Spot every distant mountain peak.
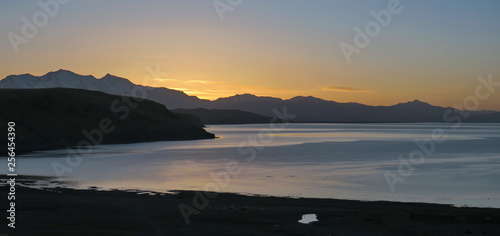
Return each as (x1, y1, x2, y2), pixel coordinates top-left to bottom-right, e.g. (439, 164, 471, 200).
(100, 73, 134, 87)
(410, 99, 425, 103)
(46, 69, 65, 74)
(292, 95, 314, 99)
(290, 96, 331, 103)
(219, 93, 259, 102)
(43, 69, 98, 81)
(214, 93, 285, 104)
(47, 69, 78, 75)
(101, 73, 124, 78)
(4, 73, 33, 79)
(55, 69, 73, 73)
(234, 93, 258, 98)
(392, 99, 436, 110)
(101, 73, 122, 79)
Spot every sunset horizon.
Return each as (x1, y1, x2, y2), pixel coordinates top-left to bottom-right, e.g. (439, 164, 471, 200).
(2, 68, 499, 111)
(2, 1, 500, 110)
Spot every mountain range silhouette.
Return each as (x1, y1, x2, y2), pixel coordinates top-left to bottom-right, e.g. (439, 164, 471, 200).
(1, 69, 499, 123)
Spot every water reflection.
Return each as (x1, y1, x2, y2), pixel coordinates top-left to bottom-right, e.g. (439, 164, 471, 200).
(2, 123, 500, 208)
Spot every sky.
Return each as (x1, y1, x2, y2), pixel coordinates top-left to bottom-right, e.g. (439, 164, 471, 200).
(1, 0, 500, 110)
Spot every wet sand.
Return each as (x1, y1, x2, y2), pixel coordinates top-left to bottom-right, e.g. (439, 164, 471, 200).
(1, 177, 500, 236)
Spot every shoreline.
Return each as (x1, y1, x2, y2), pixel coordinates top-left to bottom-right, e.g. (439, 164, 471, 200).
(6, 175, 499, 209)
(2, 177, 500, 235)
(5, 122, 498, 157)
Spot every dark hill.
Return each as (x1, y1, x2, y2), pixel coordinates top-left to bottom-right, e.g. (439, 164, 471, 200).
(0, 88, 215, 155)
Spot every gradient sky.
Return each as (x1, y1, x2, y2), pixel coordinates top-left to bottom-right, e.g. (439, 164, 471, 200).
(1, 0, 500, 110)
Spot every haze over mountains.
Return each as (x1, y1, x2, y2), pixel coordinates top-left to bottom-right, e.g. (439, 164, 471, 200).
(1, 69, 499, 123)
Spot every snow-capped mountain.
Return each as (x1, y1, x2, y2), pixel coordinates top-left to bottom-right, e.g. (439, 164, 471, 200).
(0, 69, 209, 109)
(1, 70, 132, 94)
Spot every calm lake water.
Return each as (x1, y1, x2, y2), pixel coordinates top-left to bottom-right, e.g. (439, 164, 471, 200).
(4, 123, 500, 208)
